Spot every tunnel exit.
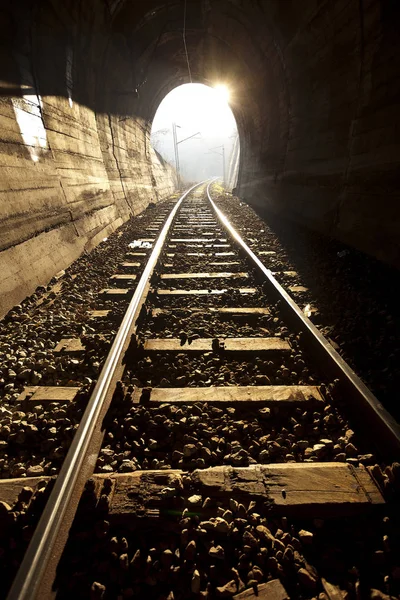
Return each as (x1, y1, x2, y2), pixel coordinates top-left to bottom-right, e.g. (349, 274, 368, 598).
(150, 83, 240, 189)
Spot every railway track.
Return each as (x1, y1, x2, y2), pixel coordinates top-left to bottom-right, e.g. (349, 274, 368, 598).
(3, 181, 400, 599)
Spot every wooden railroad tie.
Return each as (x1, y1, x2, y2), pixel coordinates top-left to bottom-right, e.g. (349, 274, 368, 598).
(142, 337, 290, 352)
(54, 338, 85, 354)
(88, 309, 111, 320)
(126, 252, 147, 258)
(208, 261, 241, 266)
(100, 288, 132, 300)
(109, 274, 137, 287)
(119, 262, 141, 271)
(233, 580, 289, 599)
(160, 272, 249, 280)
(17, 386, 80, 409)
(272, 271, 298, 277)
(0, 463, 383, 520)
(152, 307, 270, 317)
(133, 385, 323, 405)
(157, 288, 257, 296)
(168, 244, 231, 249)
(170, 236, 227, 242)
(165, 252, 236, 257)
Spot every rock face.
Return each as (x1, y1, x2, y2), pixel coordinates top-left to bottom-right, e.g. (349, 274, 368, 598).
(1, 0, 400, 319)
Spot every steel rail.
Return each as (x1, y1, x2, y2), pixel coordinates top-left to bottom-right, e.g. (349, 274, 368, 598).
(7, 180, 209, 600)
(207, 182, 400, 458)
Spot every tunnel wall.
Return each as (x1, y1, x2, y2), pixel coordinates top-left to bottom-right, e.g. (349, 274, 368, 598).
(237, 0, 400, 266)
(0, 1, 176, 318)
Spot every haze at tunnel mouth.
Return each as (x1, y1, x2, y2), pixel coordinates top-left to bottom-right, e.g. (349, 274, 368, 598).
(150, 83, 240, 188)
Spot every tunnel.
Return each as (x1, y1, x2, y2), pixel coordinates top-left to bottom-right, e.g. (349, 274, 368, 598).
(1, 0, 400, 318)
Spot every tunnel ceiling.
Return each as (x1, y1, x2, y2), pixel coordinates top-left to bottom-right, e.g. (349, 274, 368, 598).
(105, 2, 285, 127)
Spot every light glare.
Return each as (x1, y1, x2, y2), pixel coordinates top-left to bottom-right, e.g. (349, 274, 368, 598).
(214, 84, 230, 103)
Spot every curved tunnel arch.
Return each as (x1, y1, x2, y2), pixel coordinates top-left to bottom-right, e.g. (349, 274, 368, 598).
(150, 81, 241, 186)
(103, 0, 291, 202)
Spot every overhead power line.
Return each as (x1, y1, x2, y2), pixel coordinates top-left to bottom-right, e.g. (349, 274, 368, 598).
(183, 0, 193, 83)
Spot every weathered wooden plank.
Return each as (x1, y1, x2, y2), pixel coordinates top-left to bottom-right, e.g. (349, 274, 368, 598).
(174, 232, 218, 237)
(0, 464, 384, 521)
(119, 262, 141, 270)
(93, 463, 384, 519)
(100, 288, 131, 299)
(110, 274, 137, 282)
(143, 338, 290, 352)
(88, 310, 110, 319)
(133, 385, 322, 404)
(170, 238, 220, 243)
(157, 288, 257, 296)
(166, 252, 237, 258)
(18, 386, 80, 405)
(168, 244, 231, 249)
(54, 338, 85, 354)
(216, 307, 270, 315)
(289, 286, 308, 293)
(0, 476, 53, 507)
(152, 307, 270, 317)
(209, 261, 241, 266)
(233, 580, 289, 600)
(277, 271, 298, 277)
(191, 463, 385, 511)
(160, 272, 248, 280)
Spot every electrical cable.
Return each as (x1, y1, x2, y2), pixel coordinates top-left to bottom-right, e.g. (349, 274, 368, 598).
(183, 0, 193, 82)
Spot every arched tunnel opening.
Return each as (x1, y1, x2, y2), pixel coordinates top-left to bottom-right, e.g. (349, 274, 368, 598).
(151, 83, 240, 188)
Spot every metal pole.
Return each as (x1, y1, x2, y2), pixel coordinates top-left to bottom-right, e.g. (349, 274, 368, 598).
(172, 123, 180, 188)
(175, 130, 200, 186)
(176, 134, 180, 189)
(222, 145, 225, 187)
(172, 123, 176, 168)
(208, 145, 225, 186)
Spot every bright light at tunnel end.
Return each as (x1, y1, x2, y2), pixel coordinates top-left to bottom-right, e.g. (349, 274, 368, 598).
(214, 84, 230, 104)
